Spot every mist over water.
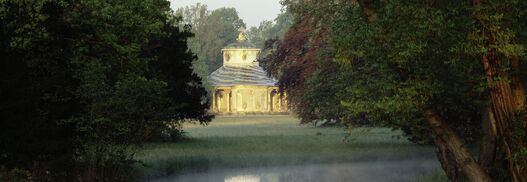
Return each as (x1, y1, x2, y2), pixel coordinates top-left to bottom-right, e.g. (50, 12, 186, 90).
(142, 116, 443, 182)
(153, 158, 440, 182)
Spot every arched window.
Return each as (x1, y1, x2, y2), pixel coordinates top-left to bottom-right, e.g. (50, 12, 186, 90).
(270, 90, 278, 112)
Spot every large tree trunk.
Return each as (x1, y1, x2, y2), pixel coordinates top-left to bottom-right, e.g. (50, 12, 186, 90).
(357, 1, 493, 180)
(478, 39, 527, 182)
(434, 136, 465, 181)
(480, 53, 527, 182)
(423, 109, 491, 182)
(472, 0, 527, 180)
(478, 106, 499, 175)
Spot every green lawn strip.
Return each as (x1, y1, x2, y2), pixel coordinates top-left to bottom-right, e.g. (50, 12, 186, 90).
(136, 135, 435, 178)
(135, 116, 437, 179)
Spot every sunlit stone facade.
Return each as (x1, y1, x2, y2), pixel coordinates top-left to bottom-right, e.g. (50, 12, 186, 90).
(208, 31, 288, 114)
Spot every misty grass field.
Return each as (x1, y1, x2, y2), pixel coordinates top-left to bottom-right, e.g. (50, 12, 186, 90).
(136, 115, 446, 181)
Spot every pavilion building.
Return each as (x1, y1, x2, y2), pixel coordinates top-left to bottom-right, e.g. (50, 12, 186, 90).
(208, 30, 288, 114)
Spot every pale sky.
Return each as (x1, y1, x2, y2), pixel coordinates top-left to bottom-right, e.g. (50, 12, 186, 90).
(169, 0, 283, 28)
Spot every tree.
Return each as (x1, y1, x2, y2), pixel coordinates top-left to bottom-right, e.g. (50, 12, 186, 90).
(175, 3, 211, 80)
(0, 2, 79, 179)
(176, 5, 246, 80)
(146, 23, 214, 126)
(0, 0, 211, 180)
(260, 1, 348, 125)
(271, 0, 527, 181)
(332, 1, 491, 180)
(246, 11, 294, 49)
(300, 60, 351, 125)
(470, 1, 527, 181)
(332, 0, 527, 181)
(175, 3, 209, 31)
(247, 20, 274, 48)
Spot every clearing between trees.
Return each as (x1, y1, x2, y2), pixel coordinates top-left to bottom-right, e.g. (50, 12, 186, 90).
(136, 115, 444, 182)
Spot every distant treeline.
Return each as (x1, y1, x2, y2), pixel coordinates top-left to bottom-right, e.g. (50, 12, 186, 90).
(175, 3, 293, 83)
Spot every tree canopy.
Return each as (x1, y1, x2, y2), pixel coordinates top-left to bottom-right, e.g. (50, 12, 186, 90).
(246, 11, 293, 49)
(0, 0, 211, 180)
(265, 0, 527, 181)
(176, 4, 246, 81)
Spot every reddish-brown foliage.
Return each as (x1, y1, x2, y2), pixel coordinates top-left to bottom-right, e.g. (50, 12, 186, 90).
(261, 17, 331, 113)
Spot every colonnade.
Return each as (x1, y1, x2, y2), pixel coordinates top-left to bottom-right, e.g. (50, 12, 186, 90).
(211, 86, 288, 114)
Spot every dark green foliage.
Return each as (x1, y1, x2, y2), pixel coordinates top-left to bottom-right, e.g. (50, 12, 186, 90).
(273, 0, 527, 180)
(300, 60, 350, 125)
(0, 1, 79, 177)
(146, 23, 213, 124)
(332, 1, 486, 144)
(271, 0, 486, 142)
(0, 0, 211, 180)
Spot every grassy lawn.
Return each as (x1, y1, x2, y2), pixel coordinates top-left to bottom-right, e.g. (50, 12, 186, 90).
(135, 115, 443, 180)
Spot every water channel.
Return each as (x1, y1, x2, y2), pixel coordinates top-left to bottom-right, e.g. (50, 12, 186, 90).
(153, 159, 440, 182)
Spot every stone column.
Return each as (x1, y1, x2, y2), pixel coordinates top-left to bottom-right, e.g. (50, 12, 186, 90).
(211, 89, 216, 112)
(232, 90, 237, 112)
(226, 89, 232, 113)
(267, 88, 271, 112)
(218, 90, 222, 113)
(269, 89, 275, 112)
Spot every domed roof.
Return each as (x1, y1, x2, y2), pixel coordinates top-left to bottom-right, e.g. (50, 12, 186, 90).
(208, 65, 277, 86)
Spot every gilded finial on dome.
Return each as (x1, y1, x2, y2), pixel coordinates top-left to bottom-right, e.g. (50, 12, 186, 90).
(237, 27, 247, 42)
